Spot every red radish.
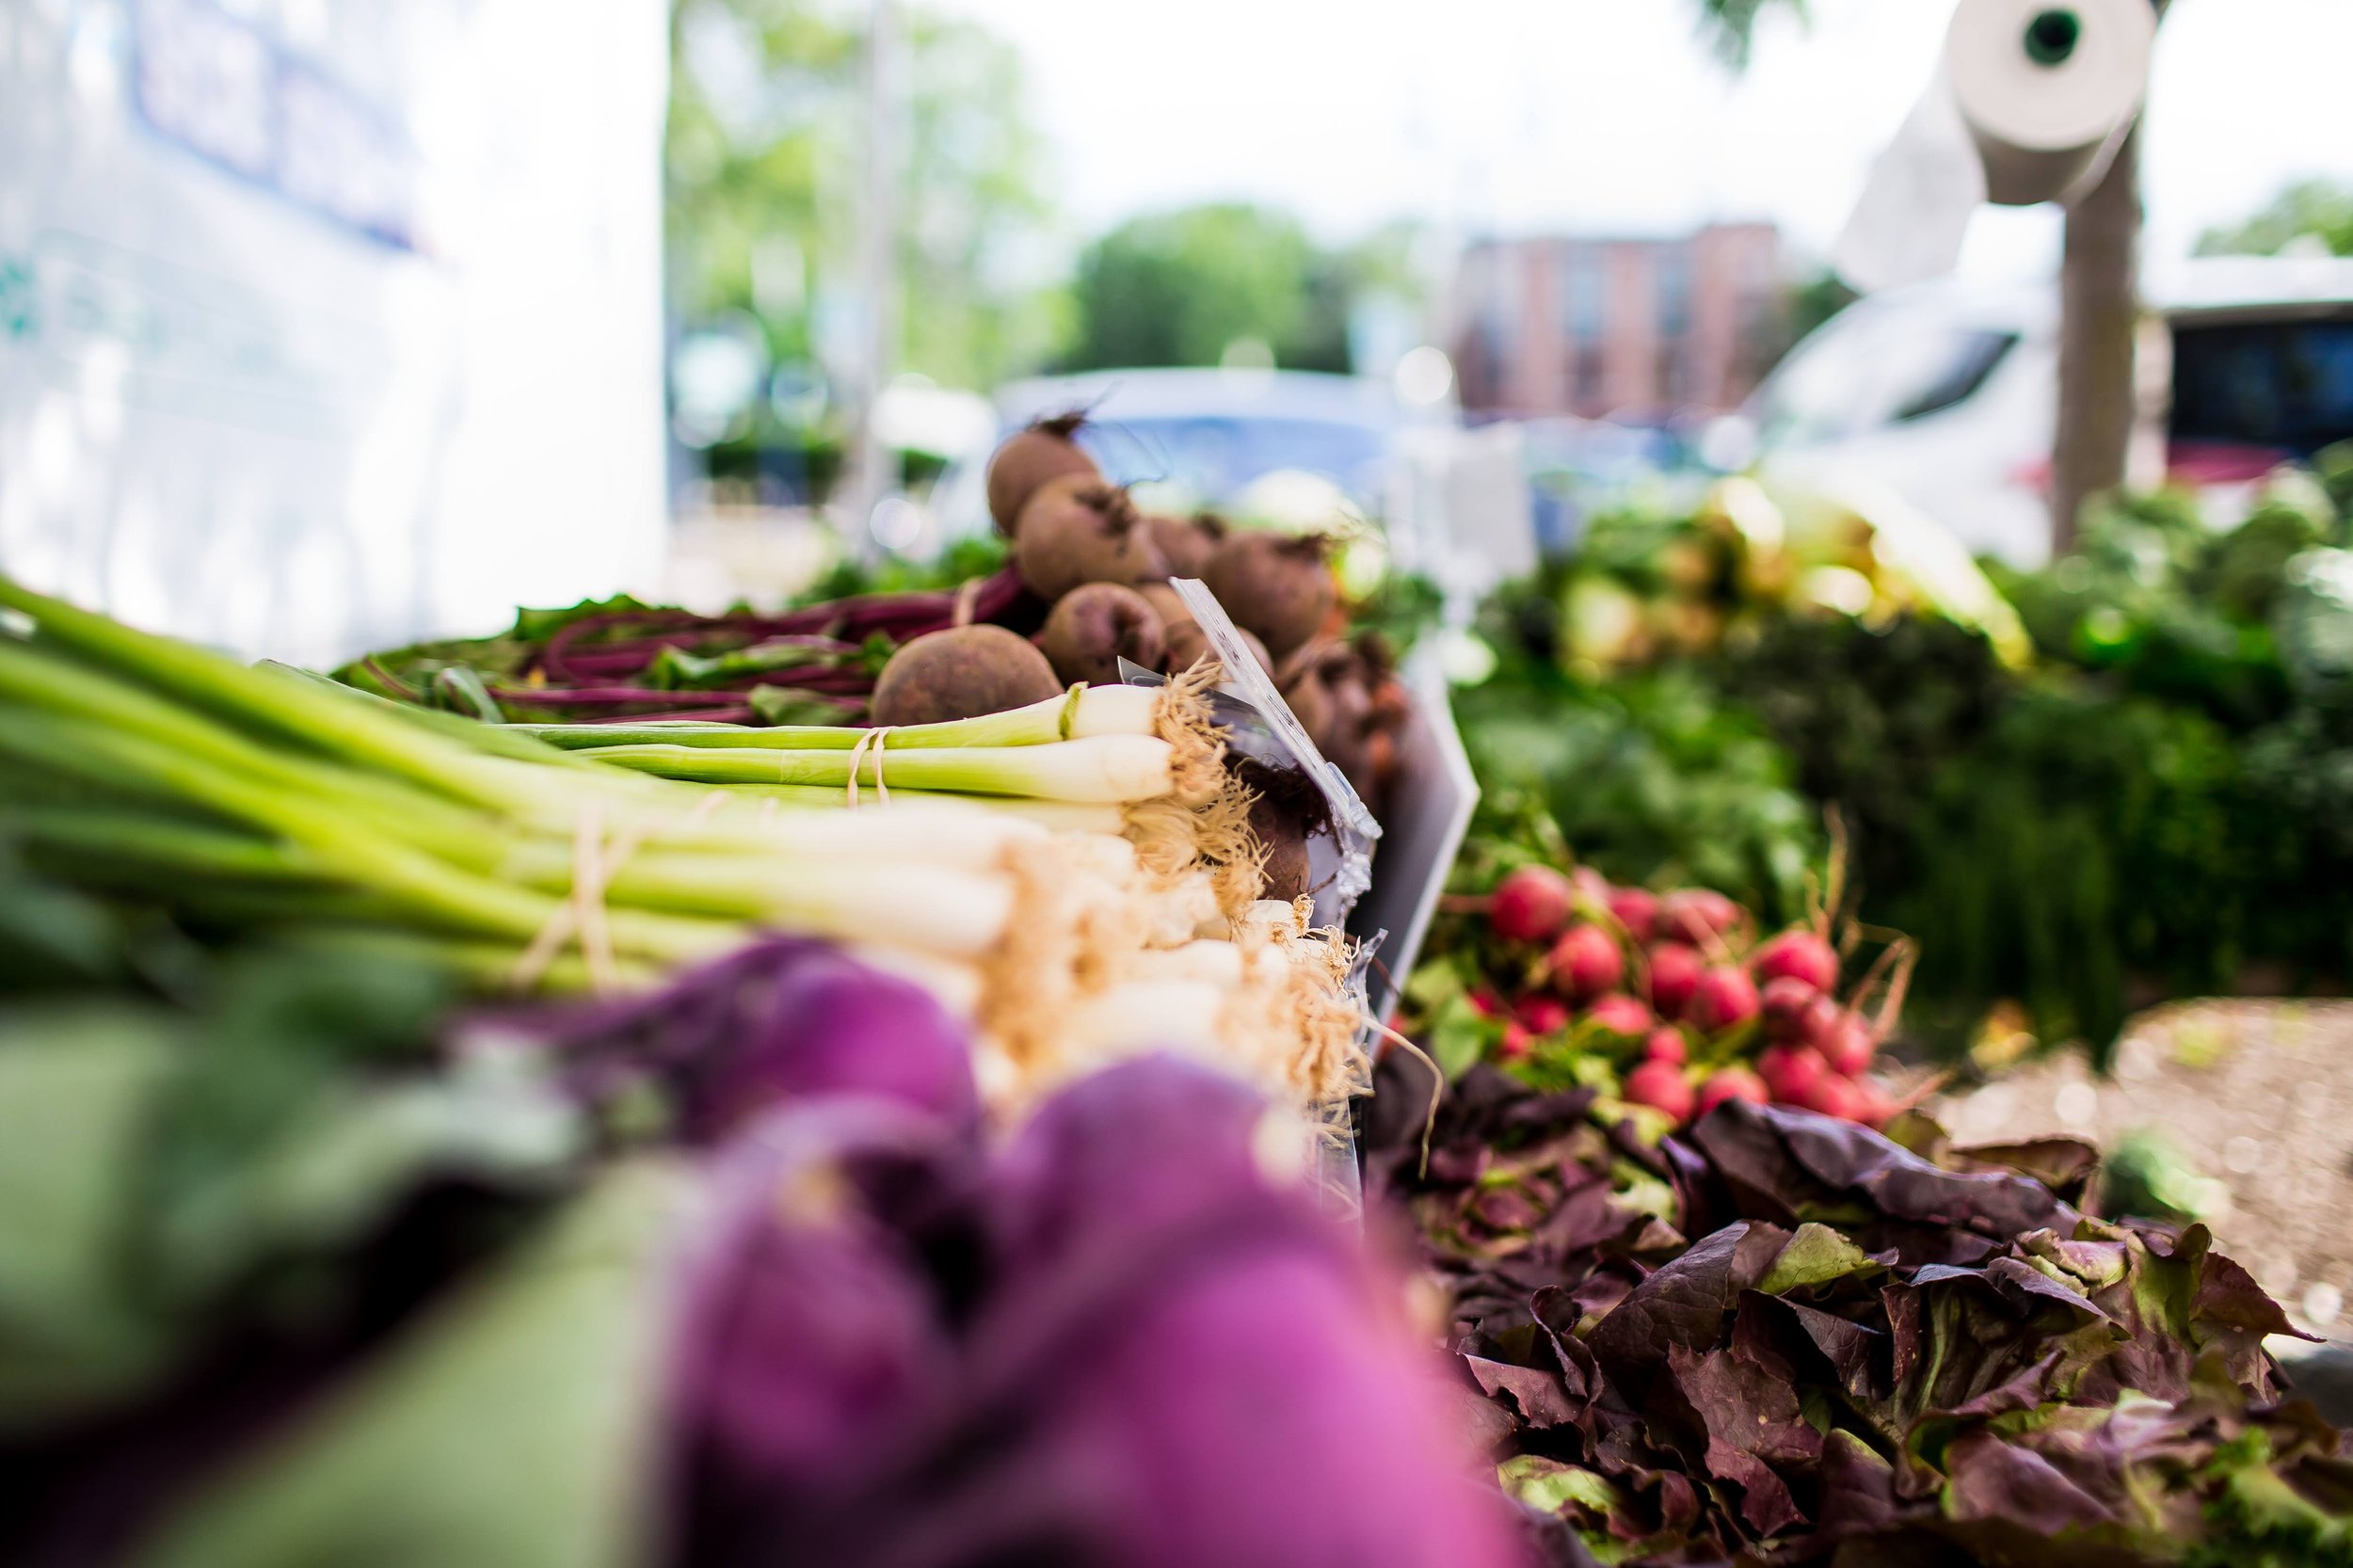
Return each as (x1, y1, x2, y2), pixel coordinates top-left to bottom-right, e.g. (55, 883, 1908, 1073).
(1659, 888, 1742, 944)
(1801, 1073, 1865, 1122)
(1546, 925, 1624, 1002)
(1490, 867, 1575, 945)
(1498, 1022, 1534, 1062)
(1642, 1028, 1688, 1066)
(1624, 1060, 1696, 1123)
(1797, 992, 1845, 1051)
(1572, 866, 1613, 905)
(1645, 942, 1705, 1019)
(1606, 886, 1658, 942)
(1687, 967, 1760, 1034)
(1756, 1044, 1827, 1106)
(1696, 1066, 1769, 1116)
(1759, 976, 1818, 1040)
(1468, 989, 1505, 1019)
(1849, 1077, 1896, 1128)
(1586, 994, 1654, 1038)
(1517, 996, 1572, 1036)
(1754, 930, 1840, 994)
(1820, 1012, 1877, 1078)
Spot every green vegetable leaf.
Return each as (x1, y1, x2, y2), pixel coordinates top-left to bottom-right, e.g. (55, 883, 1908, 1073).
(130, 1161, 692, 1568)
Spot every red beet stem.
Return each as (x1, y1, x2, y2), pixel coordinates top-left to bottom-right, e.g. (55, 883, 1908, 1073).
(489, 686, 750, 707)
(576, 705, 761, 725)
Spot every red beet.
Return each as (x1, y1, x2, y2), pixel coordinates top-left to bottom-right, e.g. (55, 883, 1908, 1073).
(1686, 966, 1760, 1035)
(1546, 925, 1624, 1002)
(1758, 976, 1819, 1041)
(1645, 942, 1705, 1019)
(1605, 886, 1658, 942)
(1518, 996, 1572, 1036)
(1756, 1043, 1828, 1106)
(1642, 1028, 1688, 1066)
(1014, 476, 1166, 600)
(1624, 1060, 1695, 1122)
(1586, 994, 1654, 1039)
(1658, 888, 1742, 945)
(1820, 1012, 1877, 1078)
(986, 412, 1099, 536)
(1490, 866, 1575, 945)
(1696, 1066, 1769, 1116)
(1754, 930, 1840, 994)
(1201, 531, 1337, 660)
(1498, 1022, 1534, 1062)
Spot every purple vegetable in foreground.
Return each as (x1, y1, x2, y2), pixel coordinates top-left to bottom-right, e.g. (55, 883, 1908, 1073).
(671, 1057, 1524, 1568)
(488, 936, 979, 1139)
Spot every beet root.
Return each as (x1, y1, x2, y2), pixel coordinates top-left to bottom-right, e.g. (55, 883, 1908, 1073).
(1144, 512, 1225, 581)
(1037, 583, 1166, 687)
(1164, 617, 1273, 680)
(1201, 531, 1336, 660)
(1248, 792, 1312, 903)
(986, 413, 1099, 537)
(869, 624, 1062, 727)
(1013, 477, 1166, 601)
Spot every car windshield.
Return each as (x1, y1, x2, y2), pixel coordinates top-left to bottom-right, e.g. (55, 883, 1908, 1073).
(2171, 316, 2353, 457)
(1068, 415, 1395, 510)
(1756, 312, 2018, 442)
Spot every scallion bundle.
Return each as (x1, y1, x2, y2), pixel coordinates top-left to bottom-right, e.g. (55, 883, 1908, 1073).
(0, 578, 1366, 1115)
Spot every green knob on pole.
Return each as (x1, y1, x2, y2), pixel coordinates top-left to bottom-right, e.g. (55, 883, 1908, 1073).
(2025, 8, 2083, 66)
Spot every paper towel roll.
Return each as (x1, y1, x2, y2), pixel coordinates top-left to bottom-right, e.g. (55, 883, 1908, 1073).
(1948, 0, 2156, 205)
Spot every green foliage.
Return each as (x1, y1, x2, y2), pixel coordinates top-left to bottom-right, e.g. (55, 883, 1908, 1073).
(1064, 203, 1340, 372)
(1457, 578, 1820, 922)
(664, 0, 1062, 392)
(1690, 0, 1808, 69)
(2197, 177, 2353, 259)
(1459, 478, 2353, 1059)
(1061, 207, 1428, 375)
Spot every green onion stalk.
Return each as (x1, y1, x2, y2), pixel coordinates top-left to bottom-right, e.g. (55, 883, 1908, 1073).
(0, 578, 1367, 1116)
(502, 664, 1267, 920)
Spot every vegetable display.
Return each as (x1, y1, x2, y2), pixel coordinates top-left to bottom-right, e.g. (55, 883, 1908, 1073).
(0, 576, 1365, 1117)
(1403, 825, 1911, 1133)
(1368, 1062, 2353, 1567)
(0, 848, 1511, 1568)
(1460, 473, 2353, 1058)
(345, 415, 1419, 819)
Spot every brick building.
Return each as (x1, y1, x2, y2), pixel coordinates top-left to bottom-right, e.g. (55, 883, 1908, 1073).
(1449, 224, 1785, 419)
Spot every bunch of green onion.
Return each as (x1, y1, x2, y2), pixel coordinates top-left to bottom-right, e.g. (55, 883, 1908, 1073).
(0, 579, 1366, 1113)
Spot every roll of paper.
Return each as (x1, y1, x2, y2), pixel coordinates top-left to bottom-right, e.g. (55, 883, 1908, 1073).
(1834, 0, 2155, 292)
(1949, 0, 2156, 206)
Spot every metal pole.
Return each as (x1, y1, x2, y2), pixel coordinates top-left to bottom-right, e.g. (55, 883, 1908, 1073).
(852, 0, 899, 555)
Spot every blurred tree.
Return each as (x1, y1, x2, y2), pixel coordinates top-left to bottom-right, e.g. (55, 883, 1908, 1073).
(1064, 207, 1429, 374)
(664, 0, 1061, 394)
(1691, 0, 1807, 69)
(1064, 204, 1328, 372)
(1784, 267, 1857, 345)
(2198, 179, 2353, 259)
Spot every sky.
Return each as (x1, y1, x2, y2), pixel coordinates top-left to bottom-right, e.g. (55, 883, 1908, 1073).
(930, 0, 2353, 282)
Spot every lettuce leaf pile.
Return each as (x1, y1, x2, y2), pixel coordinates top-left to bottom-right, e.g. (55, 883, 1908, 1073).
(1370, 1062, 2353, 1566)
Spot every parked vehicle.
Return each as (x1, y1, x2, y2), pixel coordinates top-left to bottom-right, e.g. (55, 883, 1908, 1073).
(1724, 256, 2353, 565)
(932, 367, 1460, 551)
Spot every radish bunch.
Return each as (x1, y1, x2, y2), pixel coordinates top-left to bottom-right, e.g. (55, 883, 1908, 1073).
(1463, 862, 1902, 1130)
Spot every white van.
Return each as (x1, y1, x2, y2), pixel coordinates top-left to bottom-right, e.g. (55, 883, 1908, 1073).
(1732, 256, 2353, 565)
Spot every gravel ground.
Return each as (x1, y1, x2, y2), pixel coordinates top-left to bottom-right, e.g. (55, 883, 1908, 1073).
(1924, 1000, 2353, 1349)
